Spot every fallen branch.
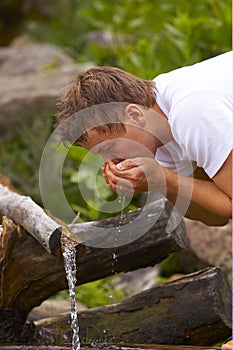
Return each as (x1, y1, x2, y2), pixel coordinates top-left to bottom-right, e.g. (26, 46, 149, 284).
(0, 184, 62, 255)
(34, 267, 232, 346)
(0, 198, 187, 342)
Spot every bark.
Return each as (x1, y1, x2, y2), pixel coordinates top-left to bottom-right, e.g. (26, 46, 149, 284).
(0, 184, 62, 255)
(0, 345, 222, 350)
(34, 267, 232, 347)
(0, 198, 186, 312)
(0, 198, 187, 342)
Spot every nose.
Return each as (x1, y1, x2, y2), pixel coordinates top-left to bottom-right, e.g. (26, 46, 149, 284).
(102, 155, 125, 164)
(102, 153, 112, 162)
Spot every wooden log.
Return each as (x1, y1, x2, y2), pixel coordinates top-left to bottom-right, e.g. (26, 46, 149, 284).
(0, 184, 62, 255)
(0, 345, 222, 350)
(0, 198, 187, 311)
(0, 198, 187, 342)
(70, 198, 187, 282)
(0, 202, 187, 312)
(34, 267, 232, 347)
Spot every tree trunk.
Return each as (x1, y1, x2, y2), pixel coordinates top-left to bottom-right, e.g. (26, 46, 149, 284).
(0, 344, 222, 350)
(34, 267, 232, 347)
(0, 197, 187, 342)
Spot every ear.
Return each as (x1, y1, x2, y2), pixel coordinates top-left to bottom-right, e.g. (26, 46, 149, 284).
(125, 104, 146, 127)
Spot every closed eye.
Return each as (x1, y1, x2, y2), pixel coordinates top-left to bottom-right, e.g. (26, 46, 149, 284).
(100, 141, 114, 153)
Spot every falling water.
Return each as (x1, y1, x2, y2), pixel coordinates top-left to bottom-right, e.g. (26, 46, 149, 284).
(62, 239, 81, 350)
(112, 192, 126, 273)
(118, 193, 126, 232)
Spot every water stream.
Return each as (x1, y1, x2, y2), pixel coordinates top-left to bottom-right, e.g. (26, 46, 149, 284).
(117, 192, 126, 234)
(62, 239, 81, 350)
(112, 193, 126, 273)
(61, 194, 126, 349)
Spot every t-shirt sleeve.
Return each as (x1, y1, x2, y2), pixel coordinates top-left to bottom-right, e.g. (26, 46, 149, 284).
(169, 90, 233, 178)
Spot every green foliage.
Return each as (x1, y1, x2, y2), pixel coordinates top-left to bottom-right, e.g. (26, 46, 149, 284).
(1, 0, 231, 307)
(0, 118, 53, 204)
(25, 0, 231, 77)
(18, 0, 231, 222)
(55, 277, 125, 308)
(76, 278, 125, 308)
(159, 252, 183, 277)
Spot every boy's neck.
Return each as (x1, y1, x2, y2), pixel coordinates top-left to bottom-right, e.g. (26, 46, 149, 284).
(146, 103, 173, 146)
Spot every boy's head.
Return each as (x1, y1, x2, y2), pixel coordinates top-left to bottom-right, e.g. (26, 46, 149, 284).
(56, 66, 155, 145)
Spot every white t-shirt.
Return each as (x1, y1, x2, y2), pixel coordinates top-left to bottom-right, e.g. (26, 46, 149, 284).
(153, 51, 233, 178)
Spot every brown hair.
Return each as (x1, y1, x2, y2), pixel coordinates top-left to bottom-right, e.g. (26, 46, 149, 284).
(56, 66, 155, 144)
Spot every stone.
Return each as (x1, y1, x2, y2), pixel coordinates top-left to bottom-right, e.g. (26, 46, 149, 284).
(28, 299, 86, 322)
(0, 40, 74, 76)
(184, 219, 232, 282)
(112, 266, 160, 296)
(0, 40, 93, 140)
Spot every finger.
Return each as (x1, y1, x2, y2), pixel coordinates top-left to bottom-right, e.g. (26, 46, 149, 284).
(108, 160, 139, 179)
(108, 176, 134, 195)
(105, 161, 140, 188)
(105, 168, 121, 186)
(101, 164, 109, 184)
(102, 166, 117, 190)
(103, 172, 109, 185)
(102, 162, 120, 187)
(101, 163, 106, 175)
(115, 159, 138, 171)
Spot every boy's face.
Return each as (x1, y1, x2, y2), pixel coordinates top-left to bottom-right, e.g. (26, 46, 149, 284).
(79, 124, 157, 162)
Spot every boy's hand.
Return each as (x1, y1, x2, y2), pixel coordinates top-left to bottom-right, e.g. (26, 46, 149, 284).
(102, 158, 165, 196)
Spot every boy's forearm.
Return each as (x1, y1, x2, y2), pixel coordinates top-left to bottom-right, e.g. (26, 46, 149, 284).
(162, 167, 231, 225)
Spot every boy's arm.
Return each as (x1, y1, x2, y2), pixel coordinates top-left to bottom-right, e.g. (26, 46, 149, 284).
(163, 156, 231, 226)
(104, 153, 232, 226)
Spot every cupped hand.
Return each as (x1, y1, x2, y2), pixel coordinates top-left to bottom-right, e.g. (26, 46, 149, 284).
(102, 157, 166, 196)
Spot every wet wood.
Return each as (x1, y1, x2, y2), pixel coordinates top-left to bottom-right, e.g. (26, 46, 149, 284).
(0, 345, 221, 350)
(0, 199, 187, 311)
(34, 267, 231, 347)
(0, 198, 187, 342)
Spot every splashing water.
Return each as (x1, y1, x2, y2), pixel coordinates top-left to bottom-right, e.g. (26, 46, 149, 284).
(62, 239, 81, 350)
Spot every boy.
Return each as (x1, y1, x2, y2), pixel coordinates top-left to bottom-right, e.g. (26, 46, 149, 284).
(56, 51, 232, 227)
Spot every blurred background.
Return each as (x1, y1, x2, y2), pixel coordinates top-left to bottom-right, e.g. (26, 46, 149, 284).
(0, 0, 231, 312)
(0, 0, 231, 216)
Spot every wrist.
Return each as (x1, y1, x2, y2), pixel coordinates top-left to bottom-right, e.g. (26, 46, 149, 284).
(160, 166, 178, 196)
(148, 165, 170, 194)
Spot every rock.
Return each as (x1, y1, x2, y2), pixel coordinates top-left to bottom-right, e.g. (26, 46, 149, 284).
(28, 299, 86, 322)
(111, 266, 160, 296)
(184, 219, 232, 282)
(0, 41, 94, 140)
(0, 40, 74, 76)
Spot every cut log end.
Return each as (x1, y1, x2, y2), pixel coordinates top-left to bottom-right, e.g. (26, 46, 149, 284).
(49, 227, 62, 256)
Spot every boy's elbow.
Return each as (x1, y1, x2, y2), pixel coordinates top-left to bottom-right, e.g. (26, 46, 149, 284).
(210, 218, 230, 227)
(201, 214, 230, 227)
